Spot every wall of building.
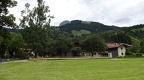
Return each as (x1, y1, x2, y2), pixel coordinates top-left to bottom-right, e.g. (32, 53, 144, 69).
(118, 46, 126, 57)
(108, 48, 118, 58)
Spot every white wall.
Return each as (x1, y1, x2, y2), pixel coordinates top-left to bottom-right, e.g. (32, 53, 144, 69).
(118, 46, 126, 56)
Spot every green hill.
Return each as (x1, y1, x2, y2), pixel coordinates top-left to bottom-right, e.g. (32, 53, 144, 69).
(58, 20, 121, 33)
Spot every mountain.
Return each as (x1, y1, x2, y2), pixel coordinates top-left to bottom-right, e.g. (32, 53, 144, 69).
(2, 27, 20, 34)
(58, 20, 121, 33)
(59, 20, 71, 26)
(122, 24, 144, 39)
(3, 20, 144, 36)
(7, 28, 20, 33)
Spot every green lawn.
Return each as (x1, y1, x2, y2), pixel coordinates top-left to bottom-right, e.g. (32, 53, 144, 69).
(0, 59, 144, 80)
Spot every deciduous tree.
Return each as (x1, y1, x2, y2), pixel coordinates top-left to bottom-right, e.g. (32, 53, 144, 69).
(0, 0, 17, 58)
(81, 35, 106, 57)
(20, 0, 54, 58)
(55, 34, 72, 57)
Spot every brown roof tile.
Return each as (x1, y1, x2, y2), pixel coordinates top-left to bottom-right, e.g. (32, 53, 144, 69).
(107, 43, 131, 49)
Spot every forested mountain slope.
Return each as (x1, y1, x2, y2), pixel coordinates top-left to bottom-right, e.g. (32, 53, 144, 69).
(58, 20, 121, 33)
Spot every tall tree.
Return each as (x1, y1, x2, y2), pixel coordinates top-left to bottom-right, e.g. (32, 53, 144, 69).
(55, 34, 72, 57)
(0, 0, 17, 58)
(0, 0, 17, 29)
(140, 40, 144, 53)
(0, 29, 11, 58)
(20, 0, 54, 28)
(81, 35, 107, 57)
(128, 38, 140, 54)
(101, 31, 132, 44)
(9, 32, 26, 58)
(20, 0, 54, 58)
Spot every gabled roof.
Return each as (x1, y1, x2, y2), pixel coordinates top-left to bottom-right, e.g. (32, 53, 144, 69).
(107, 43, 132, 49)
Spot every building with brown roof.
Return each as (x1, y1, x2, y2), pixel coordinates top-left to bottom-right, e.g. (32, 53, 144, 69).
(107, 43, 131, 58)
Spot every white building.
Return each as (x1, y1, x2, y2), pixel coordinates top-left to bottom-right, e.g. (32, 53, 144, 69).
(107, 43, 131, 58)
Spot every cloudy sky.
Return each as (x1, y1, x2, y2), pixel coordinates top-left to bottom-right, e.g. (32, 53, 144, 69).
(9, 0, 144, 27)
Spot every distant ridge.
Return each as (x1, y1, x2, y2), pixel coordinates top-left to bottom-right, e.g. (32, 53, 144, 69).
(2, 27, 20, 34)
(58, 20, 121, 33)
(59, 20, 71, 26)
(2, 20, 144, 35)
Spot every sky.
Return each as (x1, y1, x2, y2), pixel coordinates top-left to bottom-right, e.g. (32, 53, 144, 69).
(9, 0, 144, 27)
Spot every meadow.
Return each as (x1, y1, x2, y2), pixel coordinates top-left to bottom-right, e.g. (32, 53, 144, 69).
(0, 58, 144, 80)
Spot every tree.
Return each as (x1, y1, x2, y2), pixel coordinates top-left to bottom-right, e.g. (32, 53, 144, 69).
(71, 47, 81, 57)
(0, 36, 3, 45)
(20, 0, 54, 58)
(0, 29, 11, 58)
(101, 31, 132, 44)
(55, 34, 72, 57)
(9, 32, 26, 58)
(128, 37, 140, 55)
(81, 35, 106, 57)
(0, 0, 17, 29)
(20, 0, 54, 28)
(140, 40, 144, 53)
(0, 0, 17, 58)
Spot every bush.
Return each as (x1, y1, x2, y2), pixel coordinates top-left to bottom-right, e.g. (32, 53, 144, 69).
(117, 56, 125, 58)
(126, 52, 136, 57)
(0, 56, 2, 62)
(71, 47, 81, 57)
(136, 53, 142, 57)
(15, 50, 28, 59)
(101, 52, 108, 56)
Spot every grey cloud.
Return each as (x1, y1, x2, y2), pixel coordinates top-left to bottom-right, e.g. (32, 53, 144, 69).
(10, 0, 144, 27)
(80, 0, 144, 26)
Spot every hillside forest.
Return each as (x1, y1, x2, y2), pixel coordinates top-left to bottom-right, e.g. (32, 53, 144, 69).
(0, 0, 144, 59)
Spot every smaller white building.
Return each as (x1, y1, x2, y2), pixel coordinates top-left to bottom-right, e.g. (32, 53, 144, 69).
(107, 43, 131, 58)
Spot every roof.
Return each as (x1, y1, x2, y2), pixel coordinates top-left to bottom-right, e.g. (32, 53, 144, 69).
(107, 43, 132, 49)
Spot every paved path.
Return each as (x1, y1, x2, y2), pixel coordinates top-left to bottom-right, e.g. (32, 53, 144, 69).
(0, 60, 28, 64)
(0, 62, 9, 64)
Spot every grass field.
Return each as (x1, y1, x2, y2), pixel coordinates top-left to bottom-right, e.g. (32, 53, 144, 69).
(0, 58, 144, 80)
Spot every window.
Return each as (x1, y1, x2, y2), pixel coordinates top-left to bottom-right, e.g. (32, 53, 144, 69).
(121, 47, 123, 50)
(121, 53, 123, 55)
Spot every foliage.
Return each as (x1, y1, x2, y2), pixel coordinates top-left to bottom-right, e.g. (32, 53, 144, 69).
(72, 29, 91, 37)
(9, 32, 26, 58)
(81, 35, 107, 57)
(58, 20, 120, 33)
(55, 34, 72, 57)
(0, 36, 3, 45)
(20, 0, 54, 57)
(19, 0, 54, 28)
(15, 49, 28, 59)
(0, 0, 17, 28)
(128, 38, 141, 54)
(0, 0, 18, 58)
(136, 53, 142, 57)
(71, 47, 81, 57)
(140, 40, 144, 53)
(0, 29, 11, 58)
(101, 31, 132, 44)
